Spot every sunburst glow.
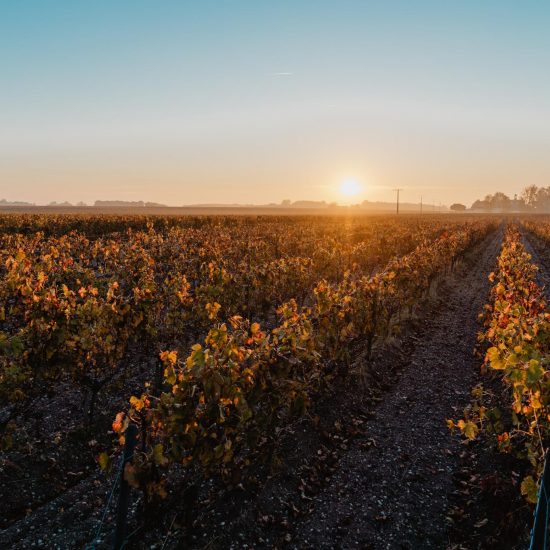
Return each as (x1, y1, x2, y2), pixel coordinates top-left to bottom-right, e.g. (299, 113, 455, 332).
(339, 179, 362, 198)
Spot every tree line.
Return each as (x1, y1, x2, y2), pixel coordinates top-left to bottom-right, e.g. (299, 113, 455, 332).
(470, 186, 550, 212)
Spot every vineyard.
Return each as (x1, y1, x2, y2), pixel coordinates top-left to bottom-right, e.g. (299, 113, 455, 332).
(1, 213, 549, 548)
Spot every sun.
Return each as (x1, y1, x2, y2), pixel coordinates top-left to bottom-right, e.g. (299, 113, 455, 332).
(339, 179, 362, 198)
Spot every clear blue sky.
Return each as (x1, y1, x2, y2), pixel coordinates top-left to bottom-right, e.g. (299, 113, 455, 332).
(1, 1, 549, 205)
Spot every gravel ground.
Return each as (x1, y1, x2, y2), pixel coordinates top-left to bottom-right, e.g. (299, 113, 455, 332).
(283, 228, 505, 549)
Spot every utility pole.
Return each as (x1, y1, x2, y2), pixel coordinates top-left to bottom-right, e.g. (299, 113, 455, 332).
(393, 188, 403, 215)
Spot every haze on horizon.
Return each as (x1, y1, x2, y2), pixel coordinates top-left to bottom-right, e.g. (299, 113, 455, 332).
(1, 1, 550, 207)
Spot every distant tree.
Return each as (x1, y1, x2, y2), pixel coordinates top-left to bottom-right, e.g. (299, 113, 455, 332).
(281, 199, 291, 207)
(450, 203, 466, 212)
(521, 185, 539, 208)
(536, 187, 550, 211)
(471, 199, 489, 211)
(482, 192, 511, 211)
(471, 188, 550, 212)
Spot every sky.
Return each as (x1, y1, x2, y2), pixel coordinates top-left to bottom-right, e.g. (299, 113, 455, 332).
(1, 1, 550, 206)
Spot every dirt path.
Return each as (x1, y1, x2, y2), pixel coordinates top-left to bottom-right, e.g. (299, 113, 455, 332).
(284, 228, 504, 549)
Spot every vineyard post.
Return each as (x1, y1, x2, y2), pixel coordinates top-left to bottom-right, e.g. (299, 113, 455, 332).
(114, 423, 138, 550)
(530, 451, 550, 550)
(366, 289, 378, 360)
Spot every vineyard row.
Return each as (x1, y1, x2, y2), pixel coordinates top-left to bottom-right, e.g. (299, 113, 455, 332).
(113, 220, 497, 500)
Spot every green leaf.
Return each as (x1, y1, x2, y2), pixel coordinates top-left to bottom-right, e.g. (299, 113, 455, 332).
(153, 443, 169, 466)
(521, 475, 538, 504)
(526, 360, 543, 385)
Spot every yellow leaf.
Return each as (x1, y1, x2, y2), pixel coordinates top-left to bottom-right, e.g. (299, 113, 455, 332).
(130, 396, 145, 411)
(98, 452, 110, 470)
(160, 350, 178, 365)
